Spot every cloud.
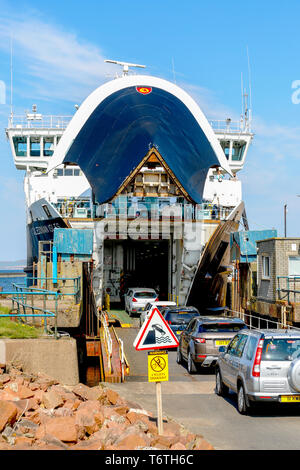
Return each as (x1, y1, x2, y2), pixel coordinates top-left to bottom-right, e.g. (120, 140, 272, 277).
(0, 11, 117, 102)
(180, 82, 240, 121)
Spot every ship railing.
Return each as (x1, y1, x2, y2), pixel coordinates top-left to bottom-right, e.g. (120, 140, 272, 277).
(97, 200, 233, 221)
(224, 307, 300, 332)
(8, 115, 73, 129)
(209, 119, 251, 133)
(0, 285, 58, 339)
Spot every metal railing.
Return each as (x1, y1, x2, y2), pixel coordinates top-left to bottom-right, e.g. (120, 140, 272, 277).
(0, 285, 58, 339)
(277, 276, 300, 304)
(24, 277, 81, 302)
(100, 311, 113, 374)
(224, 308, 300, 332)
(209, 119, 251, 133)
(8, 115, 72, 129)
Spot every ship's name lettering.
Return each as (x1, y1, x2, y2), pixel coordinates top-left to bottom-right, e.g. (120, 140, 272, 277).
(32, 223, 61, 236)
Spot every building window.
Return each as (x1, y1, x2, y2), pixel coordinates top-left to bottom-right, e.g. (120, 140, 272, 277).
(262, 255, 270, 278)
(289, 256, 300, 277)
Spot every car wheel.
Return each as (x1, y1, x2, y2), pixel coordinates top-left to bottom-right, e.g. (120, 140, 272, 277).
(176, 347, 183, 364)
(215, 369, 229, 397)
(187, 351, 197, 374)
(237, 383, 250, 415)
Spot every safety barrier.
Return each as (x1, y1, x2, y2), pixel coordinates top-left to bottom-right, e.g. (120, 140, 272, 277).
(0, 285, 58, 339)
(100, 311, 113, 375)
(224, 307, 300, 332)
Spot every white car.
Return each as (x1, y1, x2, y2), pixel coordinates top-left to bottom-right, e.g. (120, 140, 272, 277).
(139, 301, 177, 327)
(124, 288, 158, 317)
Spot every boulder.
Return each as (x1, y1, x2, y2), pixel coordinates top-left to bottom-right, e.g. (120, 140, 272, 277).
(0, 401, 18, 432)
(72, 383, 103, 401)
(36, 416, 78, 443)
(42, 390, 64, 410)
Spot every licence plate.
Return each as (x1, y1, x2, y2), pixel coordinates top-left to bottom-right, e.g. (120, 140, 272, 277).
(215, 340, 230, 347)
(280, 395, 300, 403)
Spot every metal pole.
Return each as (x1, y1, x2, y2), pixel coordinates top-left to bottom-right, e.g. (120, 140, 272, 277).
(284, 204, 287, 238)
(43, 293, 47, 334)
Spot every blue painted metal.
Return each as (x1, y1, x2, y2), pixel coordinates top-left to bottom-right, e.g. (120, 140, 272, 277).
(41, 254, 46, 288)
(63, 86, 221, 204)
(53, 228, 93, 256)
(231, 229, 277, 262)
(52, 245, 57, 283)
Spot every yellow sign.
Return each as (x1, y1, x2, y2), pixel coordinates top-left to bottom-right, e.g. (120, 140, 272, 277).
(148, 351, 169, 382)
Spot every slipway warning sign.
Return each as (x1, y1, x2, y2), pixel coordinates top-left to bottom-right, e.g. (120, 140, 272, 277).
(133, 307, 179, 351)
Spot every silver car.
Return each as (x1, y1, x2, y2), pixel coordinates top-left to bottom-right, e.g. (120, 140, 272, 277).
(216, 329, 300, 414)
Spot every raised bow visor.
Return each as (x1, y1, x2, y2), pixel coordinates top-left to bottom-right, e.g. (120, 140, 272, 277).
(48, 75, 231, 203)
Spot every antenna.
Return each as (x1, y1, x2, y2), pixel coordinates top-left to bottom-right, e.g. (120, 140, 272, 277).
(104, 59, 146, 77)
(241, 72, 244, 127)
(246, 46, 253, 127)
(10, 33, 13, 120)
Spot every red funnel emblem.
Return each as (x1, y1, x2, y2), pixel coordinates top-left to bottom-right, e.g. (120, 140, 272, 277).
(136, 86, 152, 95)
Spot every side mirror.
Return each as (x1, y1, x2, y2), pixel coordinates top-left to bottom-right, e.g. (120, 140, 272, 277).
(219, 346, 226, 353)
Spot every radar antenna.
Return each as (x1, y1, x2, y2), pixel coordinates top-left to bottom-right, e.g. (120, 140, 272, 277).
(104, 59, 146, 76)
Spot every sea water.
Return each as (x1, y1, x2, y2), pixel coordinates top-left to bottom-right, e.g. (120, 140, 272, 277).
(0, 271, 25, 292)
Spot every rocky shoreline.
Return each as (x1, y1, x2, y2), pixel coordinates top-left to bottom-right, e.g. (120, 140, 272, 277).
(0, 361, 214, 451)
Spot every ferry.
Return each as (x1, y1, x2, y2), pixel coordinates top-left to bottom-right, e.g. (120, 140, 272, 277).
(5, 61, 253, 312)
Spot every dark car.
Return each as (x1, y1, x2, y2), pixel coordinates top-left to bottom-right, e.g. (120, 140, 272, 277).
(161, 306, 200, 341)
(177, 316, 248, 374)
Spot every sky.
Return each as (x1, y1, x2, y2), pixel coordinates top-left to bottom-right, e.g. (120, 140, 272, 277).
(0, 0, 300, 261)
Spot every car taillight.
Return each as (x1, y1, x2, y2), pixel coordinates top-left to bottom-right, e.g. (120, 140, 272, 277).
(132, 298, 137, 302)
(155, 297, 159, 302)
(252, 338, 264, 377)
(194, 338, 206, 343)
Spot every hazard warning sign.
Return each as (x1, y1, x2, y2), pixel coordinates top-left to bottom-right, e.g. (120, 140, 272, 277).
(133, 307, 179, 351)
(148, 351, 169, 382)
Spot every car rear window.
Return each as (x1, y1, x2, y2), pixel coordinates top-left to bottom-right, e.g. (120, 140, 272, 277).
(262, 338, 300, 361)
(134, 292, 156, 298)
(165, 312, 198, 324)
(199, 322, 246, 333)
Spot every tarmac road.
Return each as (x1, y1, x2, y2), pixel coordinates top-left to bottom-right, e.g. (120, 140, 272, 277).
(111, 326, 300, 450)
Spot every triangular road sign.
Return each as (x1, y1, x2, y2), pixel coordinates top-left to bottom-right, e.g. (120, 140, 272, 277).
(133, 307, 179, 351)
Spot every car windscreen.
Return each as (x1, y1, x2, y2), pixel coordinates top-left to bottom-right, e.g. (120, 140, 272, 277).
(165, 312, 198, 324)
(134, 292, 156, 298)
(262, 338, 300, 361)
(199, 322, 246, 333)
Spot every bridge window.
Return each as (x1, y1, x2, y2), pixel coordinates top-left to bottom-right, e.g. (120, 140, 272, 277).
(44, 138, 54, 157)
(220, 141, 230, 159)
(30, 137, 40, 157)
(13, 137, 27, 157)
(232, 142, 246, 161)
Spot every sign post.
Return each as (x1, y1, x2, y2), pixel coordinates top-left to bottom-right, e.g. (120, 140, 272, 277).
(148, 350, 169, 435)
(133, 308, 178, 435)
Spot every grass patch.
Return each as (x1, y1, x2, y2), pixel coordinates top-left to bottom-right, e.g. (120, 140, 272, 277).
(0, 305, 43, 338)
(0, 305, 11, 315)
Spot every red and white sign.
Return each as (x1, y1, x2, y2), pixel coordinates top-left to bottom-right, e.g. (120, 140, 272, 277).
(133, 307, 179, 351)
(136, 86, 152, 95)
